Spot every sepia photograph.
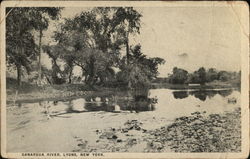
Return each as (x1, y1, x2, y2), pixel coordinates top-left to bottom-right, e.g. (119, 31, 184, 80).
(0, 1, 249, 158)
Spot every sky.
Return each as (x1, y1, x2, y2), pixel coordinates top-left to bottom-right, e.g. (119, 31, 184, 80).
(42, 5, 242, 77)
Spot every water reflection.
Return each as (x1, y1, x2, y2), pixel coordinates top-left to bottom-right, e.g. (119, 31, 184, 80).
(172, 89, 233, 101)
(13, 89, 237, 119)
(32, 90, 158, 117)
(172, 91, 188, 99)
(84, 93, 157, 113)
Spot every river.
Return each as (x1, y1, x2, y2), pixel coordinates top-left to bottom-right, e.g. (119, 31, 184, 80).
(6, 88, 240, 152)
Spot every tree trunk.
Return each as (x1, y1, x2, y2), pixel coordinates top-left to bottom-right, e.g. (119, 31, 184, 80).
(87, 56, 95, 85)
(68, 69, 72, 84)
(16, 64, 22, 86)
(126, 31, 130, 89)
(126, 31, 129, 65)
(38, 29, 43, 85)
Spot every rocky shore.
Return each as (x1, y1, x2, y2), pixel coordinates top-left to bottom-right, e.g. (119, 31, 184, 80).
(75, 108, 241, 152)
(147, 107, 241, 152)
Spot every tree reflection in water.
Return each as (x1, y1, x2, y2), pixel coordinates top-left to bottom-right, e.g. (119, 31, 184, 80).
(172, 89, 233, 101)
(172, 91, 188, 99)
(83, 89, 157, 113)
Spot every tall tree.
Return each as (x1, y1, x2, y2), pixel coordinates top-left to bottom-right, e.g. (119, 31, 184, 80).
(6, 8, 38, 86)
(32, 8, 62, 85)
(53, 7, 136, 85)
(118, 44, 165, 88)
(112, 7, 142, 64)
(6, 7, 61, 86)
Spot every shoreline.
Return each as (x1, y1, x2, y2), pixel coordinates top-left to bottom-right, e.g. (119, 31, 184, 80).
(6, 83, 239, 104)
(68, 107, 241, 152)
(5, 76, 240, 104)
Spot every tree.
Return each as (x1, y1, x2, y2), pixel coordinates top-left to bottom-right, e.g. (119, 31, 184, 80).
(32, 8, 62, 85)
(197, 67, 207, 84)
(168, 67, 189, 84)
(188, 67, 207, 85)
(118, 44, 165, 88)
(112, 7, 142, 64)
(218, 71, 231, 82)
(53, 7, 141, 86)
(54, 21, 116, 85)
(6, 7, 62, 86)
(206, 68, 218, 82)
(6, 8, 38, 86)
(42, 45, 66, 84)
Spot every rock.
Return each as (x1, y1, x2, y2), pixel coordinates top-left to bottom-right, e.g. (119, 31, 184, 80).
(150, 141, 163, 150)
(121, 128, 129, 133)
(127, 138, 137, 145)
(112, 135, 118, 139)
(117, 139, 122, 143)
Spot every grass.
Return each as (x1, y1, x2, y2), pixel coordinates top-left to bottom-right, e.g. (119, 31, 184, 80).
(6, 77, 129, 103)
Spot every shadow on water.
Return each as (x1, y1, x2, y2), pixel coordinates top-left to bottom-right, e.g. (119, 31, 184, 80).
(172, 89, 233, 101)
(32, 89, 158, 118)
(84, 89, 157, 113)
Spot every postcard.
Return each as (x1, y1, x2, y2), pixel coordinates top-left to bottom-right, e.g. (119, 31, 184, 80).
(1, 1, 249, 158)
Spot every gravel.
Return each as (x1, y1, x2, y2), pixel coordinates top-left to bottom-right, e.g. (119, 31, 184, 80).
(146, 107, 241, 152)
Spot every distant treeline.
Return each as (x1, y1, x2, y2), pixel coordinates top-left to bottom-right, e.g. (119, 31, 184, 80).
(153, 67, 241, 86)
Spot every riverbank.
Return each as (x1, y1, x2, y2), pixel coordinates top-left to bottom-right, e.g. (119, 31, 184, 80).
(146, 107, 241, 152)
(6, 78, 127, 104)
(87, 107, 241, 152)
(6, 78, 239, 104)
(150, 81, 240, 90)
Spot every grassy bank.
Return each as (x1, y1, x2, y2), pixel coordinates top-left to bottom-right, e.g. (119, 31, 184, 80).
(6, 78, 127, 104)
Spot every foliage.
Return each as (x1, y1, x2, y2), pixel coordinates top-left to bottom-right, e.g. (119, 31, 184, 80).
(206, 68, 218, 82)
(118, 44, 165, 88)
(51, 7, 143, 86)
(6, 7, 172, 89)
(167, 66, 240, 86)
(6, 7, 61, 86)
(196, 67, 207, 85)
(168, 67, 188, 84)
(188, 68, 207, 84)
(6, 8, 38, 86)
(42, 45, 66, 84)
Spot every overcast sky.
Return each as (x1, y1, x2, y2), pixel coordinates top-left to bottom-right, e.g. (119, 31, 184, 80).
(43, 6, 242, 77)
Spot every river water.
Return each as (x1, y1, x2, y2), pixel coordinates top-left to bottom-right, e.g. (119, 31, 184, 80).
(6, 88, 240, 152)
